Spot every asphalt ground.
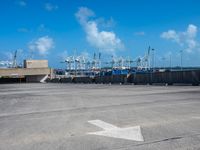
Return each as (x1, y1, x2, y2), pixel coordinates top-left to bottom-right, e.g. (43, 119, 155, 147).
(0, 83, 200, 150)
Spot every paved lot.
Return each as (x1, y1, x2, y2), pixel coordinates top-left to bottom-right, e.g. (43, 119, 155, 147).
(0, 83, 200, 150)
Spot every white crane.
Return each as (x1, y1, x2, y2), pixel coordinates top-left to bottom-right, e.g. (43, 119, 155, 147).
(0, 61, 13, 68)
(12, 50, 18, 68)
(136, 46, 152, 70)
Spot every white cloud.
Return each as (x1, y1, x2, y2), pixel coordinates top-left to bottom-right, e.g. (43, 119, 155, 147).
(75, 7, 124, 54)
(37, 24, 50, 32)
(96, 17, 116, 28)
(81, 51, 90, 60)
(184, 24, 198, 52)
(16, 0, 26, 7)
(76, 7, 95, 24)
(186, 24, 197, 38)
(134, 31, 145, 36)
(58, 50, 68, 61)
(161, 30, 180, 43)
(28, 36, 54, 55)
(161, 24, 199, 53)
(4, 52, 13, 60)
(45, 3, 58, 11)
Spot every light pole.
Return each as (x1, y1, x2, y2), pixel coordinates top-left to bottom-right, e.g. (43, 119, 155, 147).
(151, 48, 155, 71)
(169, 54, 172, 70)
(151, 48, 155, 84)
(180, 50, 183, 70)
(162, 57, 166, 69)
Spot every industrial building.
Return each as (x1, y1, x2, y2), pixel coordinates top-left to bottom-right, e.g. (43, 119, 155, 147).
(0, 60, 53, 83)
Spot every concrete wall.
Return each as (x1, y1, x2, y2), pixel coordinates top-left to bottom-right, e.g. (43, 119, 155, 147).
(0, 68, 52, 77)
(26, 75, 47, 83)
(24, 60, 48, 68)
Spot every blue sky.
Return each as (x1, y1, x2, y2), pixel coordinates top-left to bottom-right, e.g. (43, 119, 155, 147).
(0, 0, 200, 68)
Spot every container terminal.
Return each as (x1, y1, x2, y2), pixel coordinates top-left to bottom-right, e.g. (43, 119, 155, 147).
(0, 48, 200, 85)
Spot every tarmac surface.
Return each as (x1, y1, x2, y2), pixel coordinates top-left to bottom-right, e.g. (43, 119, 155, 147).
(0, 83, 200, 150)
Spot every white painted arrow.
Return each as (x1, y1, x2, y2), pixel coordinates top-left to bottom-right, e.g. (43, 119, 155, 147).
(87, 120, 144, 141)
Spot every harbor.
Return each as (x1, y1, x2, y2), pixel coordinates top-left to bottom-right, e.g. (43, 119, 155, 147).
(1, 0, 200, 149)
(1, 48, 200, 85)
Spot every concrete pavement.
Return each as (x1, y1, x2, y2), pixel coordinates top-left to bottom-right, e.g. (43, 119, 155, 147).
(0, 83, 200, 150)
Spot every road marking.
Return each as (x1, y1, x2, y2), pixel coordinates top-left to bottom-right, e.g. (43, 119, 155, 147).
(87, 120, 144, 141)
(192, 116, 200, 119)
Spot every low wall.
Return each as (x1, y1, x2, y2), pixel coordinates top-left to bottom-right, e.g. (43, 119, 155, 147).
(94, 76, 111, 84)
(26, 75, 47, 83)
(127, 70, 200, 85)
(0, 68, 52, 76)
(128, 73, 150, 85)
(60, 77, 72, 83)
(49, 70, 200, 85)
(73, 77, 93, 83)
(94, 75, 127, 84)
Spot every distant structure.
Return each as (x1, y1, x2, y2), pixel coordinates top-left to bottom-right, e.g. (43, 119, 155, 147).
(61, 52, 102, 75)
(12, 50, 18, 68)
(61, 47, 154, 77)
(0, 61, 13, 68)
(0, 59, 52, 83)
(0, 50, 18, 68)
(136, 46, 151, 70)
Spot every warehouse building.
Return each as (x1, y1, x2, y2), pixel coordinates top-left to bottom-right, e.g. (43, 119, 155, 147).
(0, 60, 53, 83)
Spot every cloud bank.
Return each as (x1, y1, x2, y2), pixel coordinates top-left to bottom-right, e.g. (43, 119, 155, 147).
(28, 36, 54, 56)
(161, 24, 199, 53)
(75, 7, 124, 54)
